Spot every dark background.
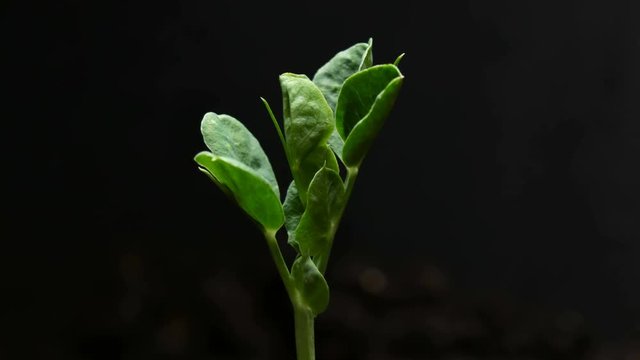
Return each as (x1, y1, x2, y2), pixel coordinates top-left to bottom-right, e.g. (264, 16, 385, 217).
(3, 0, 640, 359)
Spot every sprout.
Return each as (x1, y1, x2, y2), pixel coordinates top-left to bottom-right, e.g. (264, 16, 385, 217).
(194, 38, 404, 360)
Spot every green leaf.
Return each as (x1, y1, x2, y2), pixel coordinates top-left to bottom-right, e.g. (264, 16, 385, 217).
(295, 166, 345, 257)
(313, 39, 373, 161)
(196, 164, 230, 196)
(200, 112, 280, 194)
(196, 113, 284, 231)
(291, 255, 330, 315)
(327, 130, 345, 161)
(336, 65, 404, 167)
(195, 152, 284, 231)
(280, 73, 337, 202)
(283, 181, 304, 252)
(312, 38, 373, 112)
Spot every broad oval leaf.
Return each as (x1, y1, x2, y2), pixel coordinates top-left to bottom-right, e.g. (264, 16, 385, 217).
(313, 39, 373, 161)
(195, 152, 284, 231)
(283, 181, 303, 252)
(336, 65, 404, 167)
(335, 64, 402, 139)
(291, 255, 330, 316)
(295, 166, 345, 257)
(201, 112, 280, 195)
(196, 113, 284, 231)
(280, 73, 336, 202)
(312, 38, 373, 112)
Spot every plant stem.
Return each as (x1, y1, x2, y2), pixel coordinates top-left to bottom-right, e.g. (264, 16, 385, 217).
(264, 231, 317, 360)
(263, 230, 294, 297)
(293, 305, 315, 360)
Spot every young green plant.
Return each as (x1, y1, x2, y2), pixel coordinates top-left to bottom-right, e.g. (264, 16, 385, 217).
(194, 38, 404, 359)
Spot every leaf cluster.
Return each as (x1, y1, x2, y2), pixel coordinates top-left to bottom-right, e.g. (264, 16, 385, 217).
(195, 39, 404, 315)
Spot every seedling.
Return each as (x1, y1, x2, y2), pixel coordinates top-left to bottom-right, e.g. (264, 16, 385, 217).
(194, 38, 404, 359)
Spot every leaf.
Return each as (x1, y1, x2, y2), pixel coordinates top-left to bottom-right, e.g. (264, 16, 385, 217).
(313, 39, 373, 160)
(291, 255, 330, 315)
(201, 112, 280, 195)
(295, 145, 339, 196)
(312, 38, 373, 112)
(283, 181, 304, 252)
(196, 164, 230, 196)
(280, 73, 337, 202)
(295, 166, 345, 257)
(327, 130, 345, 161)
(195, 113, 284, 231)
(195, 152, 284, 231)
(335, 65, 404, 167)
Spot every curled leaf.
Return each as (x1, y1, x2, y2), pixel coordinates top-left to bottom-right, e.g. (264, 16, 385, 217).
(335, 65, 404, 167)
(195, 113, 284, 231)
(313, 39, 373, 160)
(280, 73, 337, 202)
(312, 38, 373, 112)
(291, 255, 330, 315)
(295, 166, 345, 257)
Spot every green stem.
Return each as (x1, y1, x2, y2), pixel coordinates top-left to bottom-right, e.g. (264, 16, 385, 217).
(263, 230, 294, 297)
(265, 231, 316, 359)
(293, 305, 315, 360)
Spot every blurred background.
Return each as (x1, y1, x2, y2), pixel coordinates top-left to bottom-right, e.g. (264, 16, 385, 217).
(3, 0, 640, 359)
